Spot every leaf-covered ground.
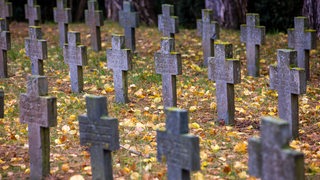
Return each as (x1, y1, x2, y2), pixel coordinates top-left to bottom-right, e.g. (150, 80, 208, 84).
(0, 21, 319, 179)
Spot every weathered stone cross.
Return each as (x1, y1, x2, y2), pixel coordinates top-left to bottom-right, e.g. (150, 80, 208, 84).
(25, 0, 41, 26)
(0, 0, 12, 30)
(106, 34, 132, 103)
(197, 9, 219, 67)
(269, 49, 306, 138)
(240, 13, 265, 77)
(288, 16, 317, 80)
(63, 31, 87, 93)
(208, 42, 241, 125)
(25, 26, 47, 75)
(0, 18, 10, 78)
(248, 116, 305, 180)
(20, 75, 57, 179)
(158, 4, 179, 39)
(119, 1, 139, 52)
(54, 0, 72, 47)
(154, 37, 182, 107)
(157, 108, 200, 180)
(0, 89, 3, 118)
(85, 0, 103, 52)
(78, 95, 120, 180)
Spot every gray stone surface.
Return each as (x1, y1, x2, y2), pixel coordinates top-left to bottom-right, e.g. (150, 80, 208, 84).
(269, 49, 306, 138)
(78, 95, 120, 180)
(154, 37, 181, 107)
(0, 0, 12, 30)
(197, 9, 219, 66)
(54, 0, 72, 47)
(63, 32, 87, 93)
(240, 13, 265, 77)
(248, 116, 305, 180)
(25, 26, 47, 75)
(119, 1, 139, 52)
(106, 35, 132, 103)
(288, 17, 317, 80)
(85, 0, 103, 52)
(0, 18, 10, 78)
(157, 108, 200, 180)
(25, 0, 41, 26)
(19, 75, 57, 179)
(0, 89, 3, 118)
(208, 42, 241, 125)
(158, 4, 178, 39)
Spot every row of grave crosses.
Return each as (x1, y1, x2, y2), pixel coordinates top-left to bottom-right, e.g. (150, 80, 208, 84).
(17, 75, 305, 179)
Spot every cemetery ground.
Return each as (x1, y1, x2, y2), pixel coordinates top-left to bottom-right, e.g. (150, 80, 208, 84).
(0, 21, 319, 179)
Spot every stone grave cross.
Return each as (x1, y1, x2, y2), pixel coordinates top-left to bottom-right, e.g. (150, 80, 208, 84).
(54, 0, 72, 47)
(0, 89, 3, 118)
(154, 37, 182, 107)
(119, 1, 139, 51)
(78, 95, 120, 180)
(248, 116, 304, 180)
(25, 0, 41, 26)
(106, 35, 132, 103)
(25, 26, 47, 75)
(157, 108, 200, 180)
(19, 75, 57, 179)
(208, 42, 241, 124)
(0, 18, 10, 78)
(158, 4, 179, 39)
(288, 17, 317, 80)
(269, 49, 306, 138)
(63, 31, 87, 93)
(197, 9, 219, 67)
(0, 0, 12, 30)
(85, 0, 103, 51)
(240, 13, 265, 77)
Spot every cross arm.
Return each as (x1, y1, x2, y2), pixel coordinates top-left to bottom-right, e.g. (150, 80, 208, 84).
(94, 11, 104, 26)
(0, 31, 10, 50)
(157, 131, 200, 171)
(25, 39, 47, 59)
(196, 19, 202, 37)
(287, 28, 295, 48)
(269, 64, 278, 90)
(20, 95, 57, 127)
(248, 137, 262, 178)
(289, 68, 306, 95)
(53, 8, 72, 23)
(154, 52, 182, 75)
(208, 57, 241, 84)
(78, 115, 120, 151)
(304, 29, 317, 50)
(106, 49, 132, 71)
(240, 25, 248, 43)
(253, 26, 266, 45)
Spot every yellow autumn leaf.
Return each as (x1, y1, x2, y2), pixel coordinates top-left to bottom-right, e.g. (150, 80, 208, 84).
(211, 144, 220, 153)
(61, 163, 70, 172)
(153, 97, 162, 103)
(189, 106, 197, 112)
(194, 172, 204, 180)
(130, 172, 140, 180)
(191, 122, 200, 129)
(234, 142, 247, 154)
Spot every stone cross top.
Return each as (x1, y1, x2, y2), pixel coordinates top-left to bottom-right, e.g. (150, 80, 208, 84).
(240, 13, 266, 77)
(0, 18, 10, 78)
(119, 1, 139, 51)
(154, 37, 182, 107)
(158, 4, 179, 38)
(0, 0, 12, 30)
(25, 26, 47, 75)
(63, 31, 87, 93)
(248, 117, 305, 180)
(197, 9, 219, 67)
(106, 34, 132, 103)
(269, 49, 306, 138)
(288, 17, 317, 80)
(25, 0, 41, 26)
(20, 75, 57, 179)
(78, 95, 120, 180)
(208, 42, 241, 125)
(54, 0, 72, 47)
(157, 108, 200, 180)
(85, 0, 103, 52)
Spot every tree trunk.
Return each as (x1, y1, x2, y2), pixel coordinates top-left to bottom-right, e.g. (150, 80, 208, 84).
(205, 0, 247, 29)
(104, 0, 156, 25)
(302, 0, 320, 37)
